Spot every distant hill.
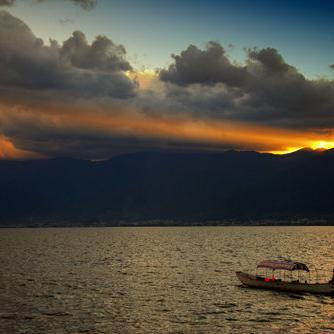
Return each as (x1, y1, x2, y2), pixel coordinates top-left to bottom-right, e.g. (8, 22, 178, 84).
(0, 149, 334, 226)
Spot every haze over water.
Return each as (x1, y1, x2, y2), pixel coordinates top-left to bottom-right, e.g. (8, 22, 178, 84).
(1, 226, 333, 333)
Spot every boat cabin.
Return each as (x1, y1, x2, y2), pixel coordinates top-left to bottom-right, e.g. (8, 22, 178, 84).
(254, 259, 333, 284)
(256, 260, 310, 283)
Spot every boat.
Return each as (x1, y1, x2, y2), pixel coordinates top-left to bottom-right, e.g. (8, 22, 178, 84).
(236, 260, 334, 295)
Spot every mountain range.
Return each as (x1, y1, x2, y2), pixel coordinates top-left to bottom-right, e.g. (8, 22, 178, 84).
(0, 148, 334, 226)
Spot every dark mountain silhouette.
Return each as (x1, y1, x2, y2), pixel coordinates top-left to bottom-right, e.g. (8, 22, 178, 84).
(0, 148, 334, 226)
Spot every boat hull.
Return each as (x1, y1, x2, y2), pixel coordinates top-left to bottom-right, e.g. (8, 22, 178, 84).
(236, 271, 334, 295)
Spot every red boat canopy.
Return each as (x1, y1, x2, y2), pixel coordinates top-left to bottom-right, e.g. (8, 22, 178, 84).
(257, 260, 309, 272)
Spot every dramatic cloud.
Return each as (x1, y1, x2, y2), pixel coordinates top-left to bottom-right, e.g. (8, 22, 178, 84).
(61, 31, 131, 72)
(247, 47, 293, 74)
(0, 0, 97, 10)
(0, 12, 334, 160)
(0, 102, 321, 160)
(159, 43, 334, 130)
(159, 41, 248, 87)
(0, 11, 136, 99)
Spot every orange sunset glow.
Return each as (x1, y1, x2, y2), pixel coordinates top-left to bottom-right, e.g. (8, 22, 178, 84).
(0, 7, 333, 161)
(0, 135, 45, 160)
(1, 103, 333, 159)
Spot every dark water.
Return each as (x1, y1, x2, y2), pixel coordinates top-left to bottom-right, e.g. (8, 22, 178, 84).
(0, 226, 333, 334)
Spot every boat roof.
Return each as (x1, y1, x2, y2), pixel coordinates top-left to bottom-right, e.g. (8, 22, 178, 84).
(257, 260, 309, 272)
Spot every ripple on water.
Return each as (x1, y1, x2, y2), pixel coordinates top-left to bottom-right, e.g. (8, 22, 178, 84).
(0, 226, 333, 334)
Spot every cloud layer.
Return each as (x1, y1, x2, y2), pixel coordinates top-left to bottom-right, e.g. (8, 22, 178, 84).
(0, 10, 136, 100)
(0, 0, 97, 10)
(0, 11, 333, 159)
(160, 42, 248, 87)
(160, 43, 334, 130)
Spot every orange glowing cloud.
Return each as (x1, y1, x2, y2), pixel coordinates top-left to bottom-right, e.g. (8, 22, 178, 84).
(57, 108, 334, 152)
(1, 100, 334, 159)
(0, 135, 45, 160)
(6, 103, 333, 153)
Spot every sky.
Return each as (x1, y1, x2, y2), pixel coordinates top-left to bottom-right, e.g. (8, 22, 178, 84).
(0, 0, 334, 159)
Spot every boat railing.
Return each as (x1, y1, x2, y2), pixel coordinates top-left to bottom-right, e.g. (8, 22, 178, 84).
(309, 269, 334, 284)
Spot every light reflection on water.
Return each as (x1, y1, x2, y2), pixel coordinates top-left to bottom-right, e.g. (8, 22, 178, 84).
(0, 226, 333, 333)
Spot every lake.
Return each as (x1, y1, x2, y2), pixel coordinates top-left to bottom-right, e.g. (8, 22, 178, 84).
(0, 226, 333, 333)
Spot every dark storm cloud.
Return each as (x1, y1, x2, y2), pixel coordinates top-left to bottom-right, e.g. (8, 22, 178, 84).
(242, 48, 334, 128)
(0, 0, 14, 6)
(1, 12, 334, 160)
(61, 31, 131, 72)
(247, 47, 293, 74)
(0, 0, 97, 10)
(0, 11, 136, 99)
(159, 41, 248, 87)
(0, 11, 141, 159)
(159, 43, 334, 129)
(7, 125, 228, 160)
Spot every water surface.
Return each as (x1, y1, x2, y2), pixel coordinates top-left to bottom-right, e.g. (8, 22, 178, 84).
(0, 226, 333, 333)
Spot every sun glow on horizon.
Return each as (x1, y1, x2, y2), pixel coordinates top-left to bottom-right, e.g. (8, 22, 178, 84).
(1, 101, 334, 159)
(311, 141, 334, 150)
(269, 140, 334, 155)
(267, 147, 303, 155)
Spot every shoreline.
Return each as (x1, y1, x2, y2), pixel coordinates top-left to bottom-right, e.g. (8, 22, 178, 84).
(1, 219, 333, 228)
